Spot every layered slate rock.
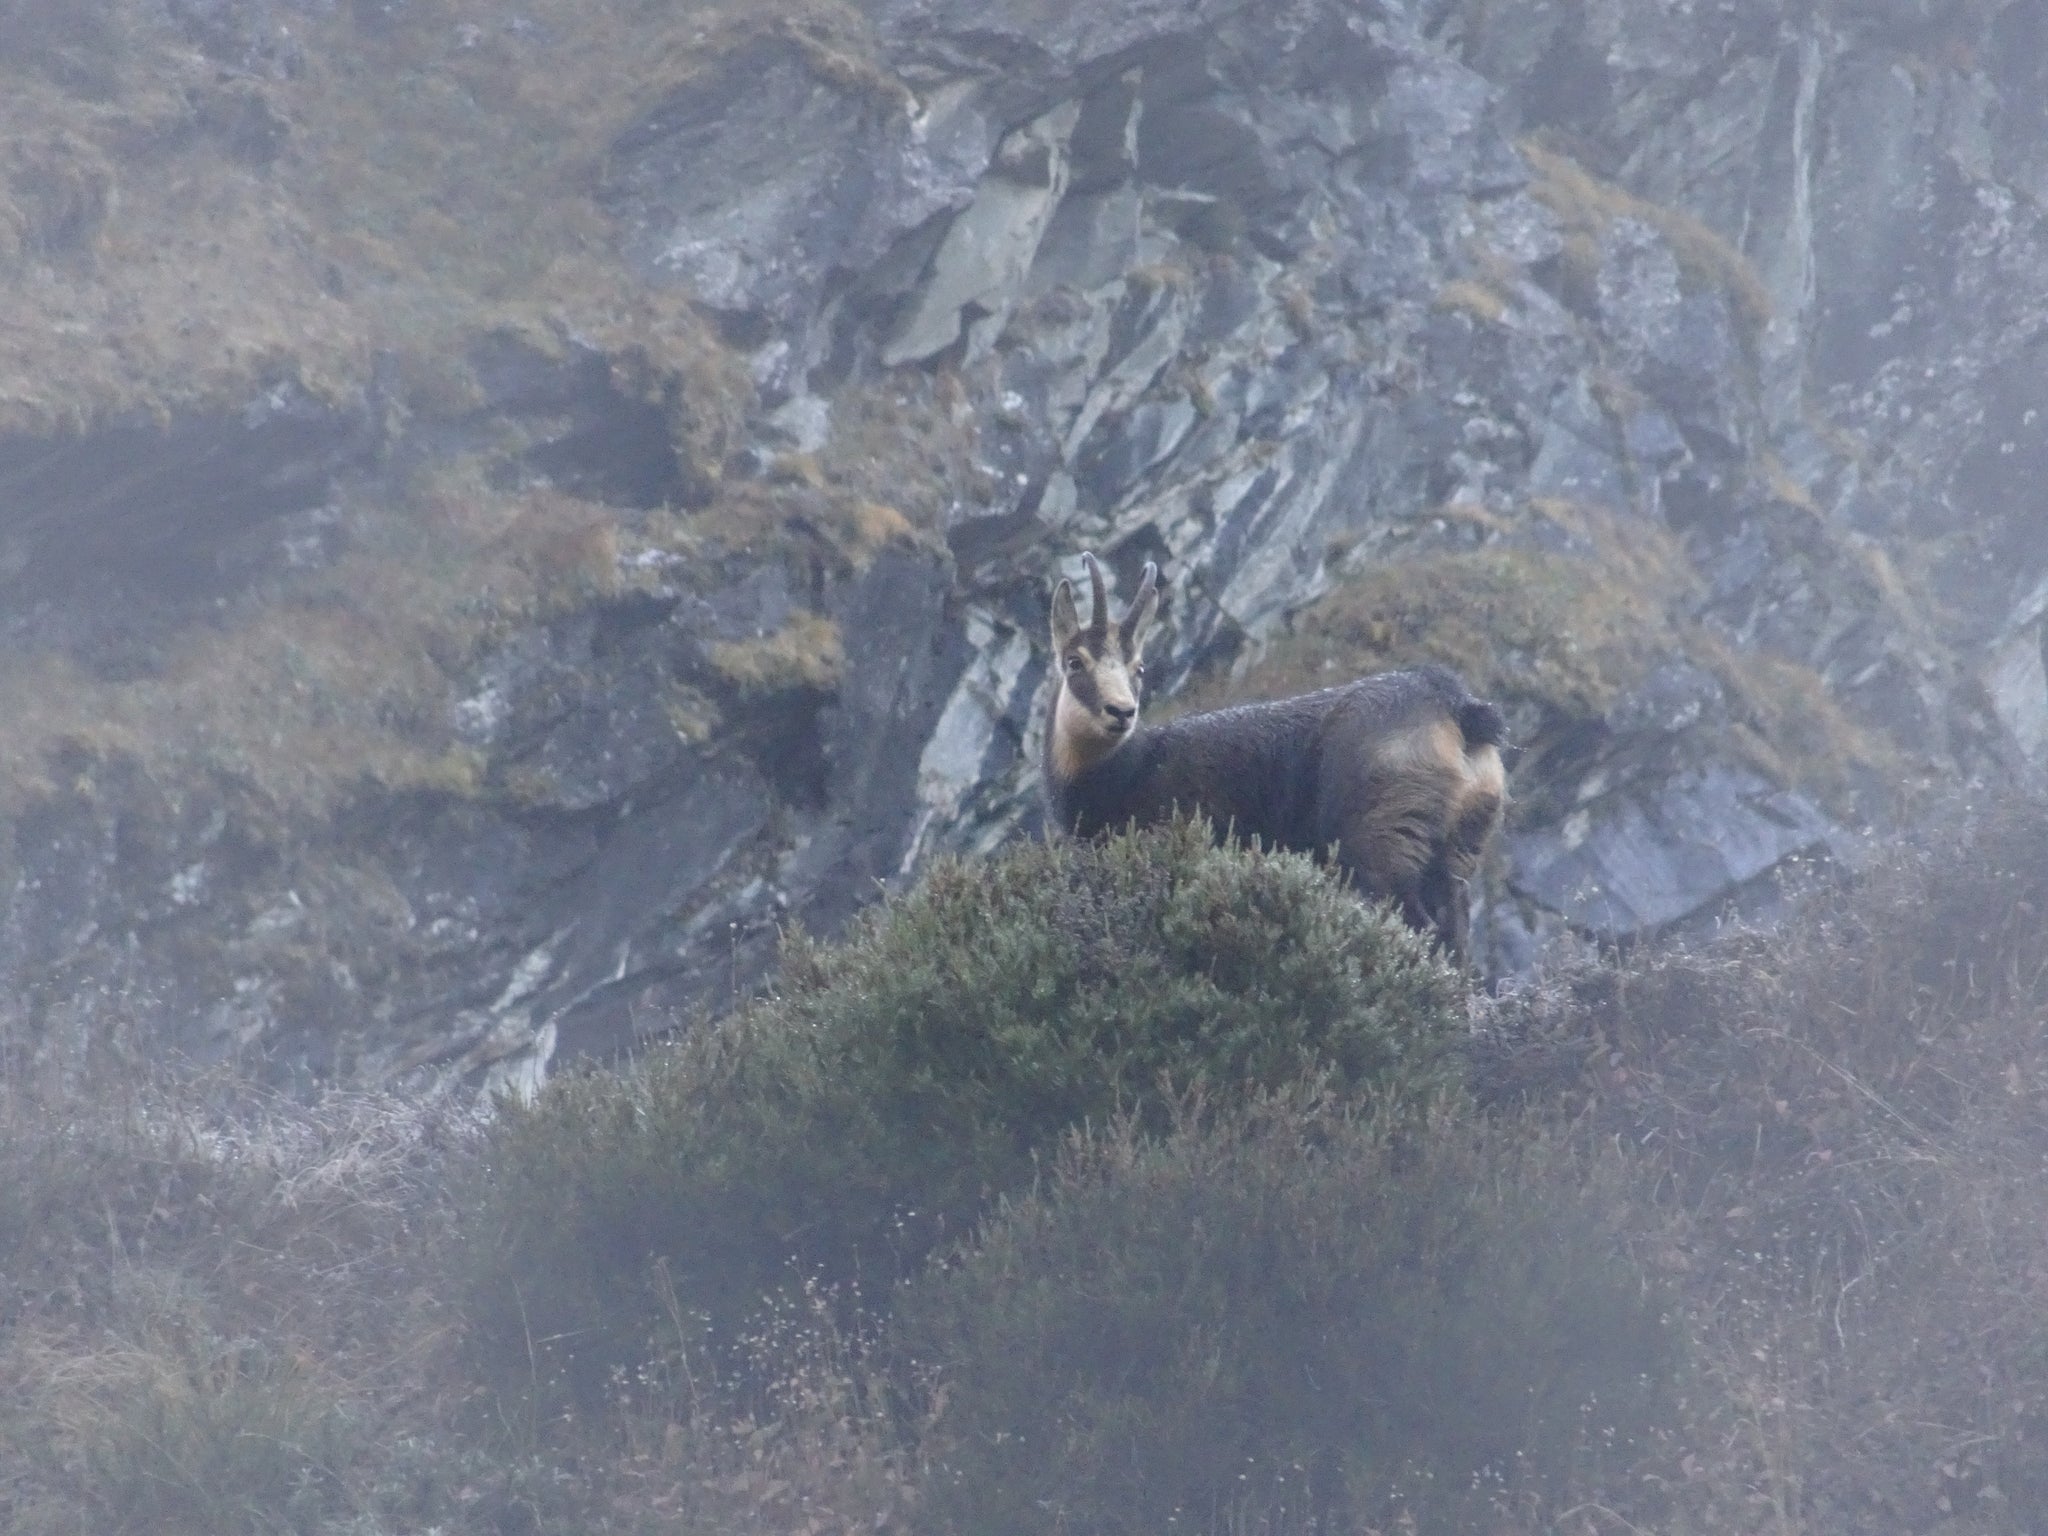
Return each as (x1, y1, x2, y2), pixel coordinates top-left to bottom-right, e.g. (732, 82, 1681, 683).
(2, 0, 2042, 1088)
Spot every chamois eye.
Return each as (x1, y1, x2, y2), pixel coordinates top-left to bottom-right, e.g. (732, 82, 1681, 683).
(1133, 664, 1146, 679)
(1065, 655, 1085, 673)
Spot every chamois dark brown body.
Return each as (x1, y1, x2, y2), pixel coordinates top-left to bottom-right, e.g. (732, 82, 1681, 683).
(1040, 553, 1506, 960)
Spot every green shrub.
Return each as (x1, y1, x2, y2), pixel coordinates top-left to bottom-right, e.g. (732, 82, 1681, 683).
(463, 822, 1466, 1417)
(900, 1093, 1679, 1536)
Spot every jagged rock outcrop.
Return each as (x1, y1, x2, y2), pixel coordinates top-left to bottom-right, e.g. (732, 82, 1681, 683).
(0, 0, 2039, 1090)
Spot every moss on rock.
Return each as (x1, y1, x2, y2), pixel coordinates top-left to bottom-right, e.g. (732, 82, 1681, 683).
(1208, 514, 1694, 725)
(1520, 138, 1773, 344)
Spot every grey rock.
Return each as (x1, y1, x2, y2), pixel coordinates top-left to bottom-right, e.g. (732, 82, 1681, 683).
(1511, 763, 1841, 937)
(602, 35, 983, 381)
(873, 0, 1247, 84)
(1598, 220, 1751, 457)
(1075, 397, 1200, 503)
(1986, 626, 2048, 774)
(1621, 406, 1689, 471)
(1027, 186, 1145, 296)
(1609, 660, 1727, 740)
(1525, 376, 1631, 508)
(7, 0, 2046, 1086)
(884, 101, 1082, 365)
(901, 607, 1040, 867)
(1380, 45, 1525, 195)
(1985, 576, 2048, 774)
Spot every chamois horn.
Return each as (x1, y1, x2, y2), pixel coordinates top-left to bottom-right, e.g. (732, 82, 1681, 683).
(1082, 551, 1110, 640)
(1119, 561, 1160, 649)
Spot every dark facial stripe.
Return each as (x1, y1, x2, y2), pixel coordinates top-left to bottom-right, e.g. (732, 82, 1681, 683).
(1061, 646, 1143, 708)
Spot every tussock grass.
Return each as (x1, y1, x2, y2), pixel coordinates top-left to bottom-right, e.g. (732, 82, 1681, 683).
(1434, 276, 1512, 325)
(0, 1048, 476, 1535)
(708, 611, 847, 694)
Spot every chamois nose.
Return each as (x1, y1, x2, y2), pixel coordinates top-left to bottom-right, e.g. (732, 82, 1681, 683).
(1103, 702, 1136, 728)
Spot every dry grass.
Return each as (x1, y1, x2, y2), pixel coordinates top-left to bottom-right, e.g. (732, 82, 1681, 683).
(0, 475, 646, 817)
(1479, 785, 2048, 1532)
(1183, 506, 1701, 806)
(589, 1279, 924, 1535)
(1520, 138, 1774, 343)
(811, 373, 989, 534)
(1191, 502, 1901, 815)
(708, 611, 847, 694)
(0, 0, 882, 431)
(1702, 640, 1905, 809)
(1762, 450, 1824, 515)
(0, 1040, 475, 1535)
(1434, 276, 1512, 325)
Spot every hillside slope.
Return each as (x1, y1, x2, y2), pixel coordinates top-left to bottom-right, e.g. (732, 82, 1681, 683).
(0, 0, 2040, 1084)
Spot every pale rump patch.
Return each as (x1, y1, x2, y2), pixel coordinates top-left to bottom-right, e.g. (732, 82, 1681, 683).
(1375, 721, 1505, 810)
(1371, 717, 1461, 777)
(1342, 718, 1506, 892)
(1456, 742, 1507, 824)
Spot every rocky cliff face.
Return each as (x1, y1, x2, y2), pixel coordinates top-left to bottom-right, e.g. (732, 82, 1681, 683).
(0, 0, 2039, 1092)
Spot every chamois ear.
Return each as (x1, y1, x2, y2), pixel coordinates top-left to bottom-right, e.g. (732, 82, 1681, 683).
(1050, 576, 1083, 651)
(1120, 561, 1161, 656)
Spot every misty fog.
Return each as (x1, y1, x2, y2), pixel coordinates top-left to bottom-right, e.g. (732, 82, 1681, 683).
(1, 2, 2044, 1532)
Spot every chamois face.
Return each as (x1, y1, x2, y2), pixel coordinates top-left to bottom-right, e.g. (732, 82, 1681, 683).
(1049, 552, 1160, 780)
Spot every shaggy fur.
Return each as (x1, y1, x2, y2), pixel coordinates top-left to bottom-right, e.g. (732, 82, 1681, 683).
(1043, 553, 1507, 961)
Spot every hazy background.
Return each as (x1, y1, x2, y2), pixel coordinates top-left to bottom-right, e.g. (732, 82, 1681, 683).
(1, 2, 2045, 1531)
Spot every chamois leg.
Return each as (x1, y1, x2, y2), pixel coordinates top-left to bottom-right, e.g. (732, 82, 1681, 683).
(1428, 794, 1501, 965)
(1412, 856, 1471, 965)
(1331, 794, 1438, 943)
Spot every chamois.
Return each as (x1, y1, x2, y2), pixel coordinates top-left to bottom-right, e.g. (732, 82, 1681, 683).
(1042, 552, 1507, 961)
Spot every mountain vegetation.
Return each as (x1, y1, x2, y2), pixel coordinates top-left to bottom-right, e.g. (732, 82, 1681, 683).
(4, 0, 2048, 1529)
(5, 790, 2045, 1533)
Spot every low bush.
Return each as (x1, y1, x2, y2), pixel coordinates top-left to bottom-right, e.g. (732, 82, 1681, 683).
(901, 1092, 1679, 1536)
(13, 788, 2048, 1535)
(462, 821, 1467, 1418)
(1480, 785, 2048, 1530)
